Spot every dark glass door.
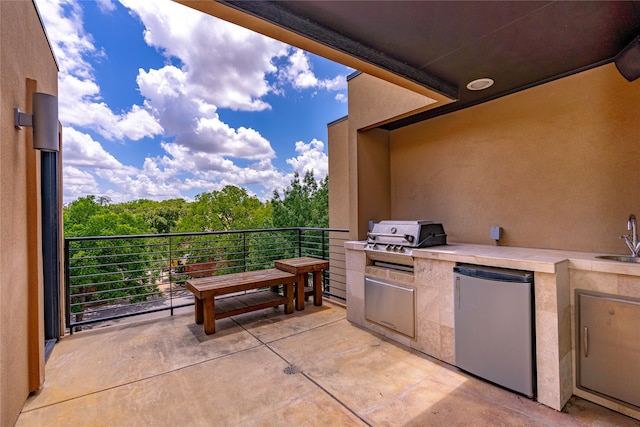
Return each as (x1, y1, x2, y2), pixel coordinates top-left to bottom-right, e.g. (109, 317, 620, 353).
(41, 151, 60, 359)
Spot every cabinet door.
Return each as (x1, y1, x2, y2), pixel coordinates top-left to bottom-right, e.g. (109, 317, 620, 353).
(577, 292, 640, 409)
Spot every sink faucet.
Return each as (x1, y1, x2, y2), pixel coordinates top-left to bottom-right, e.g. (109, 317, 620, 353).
(621, 214, 640, 257)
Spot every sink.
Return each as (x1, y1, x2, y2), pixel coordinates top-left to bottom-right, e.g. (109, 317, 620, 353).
(596, 255, 640, 263)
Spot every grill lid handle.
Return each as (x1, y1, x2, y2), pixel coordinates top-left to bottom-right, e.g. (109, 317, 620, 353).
(367, 232, 414, 242)
(416, 233, 447, 247)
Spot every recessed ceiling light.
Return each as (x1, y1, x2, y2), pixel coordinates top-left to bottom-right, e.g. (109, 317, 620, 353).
(466, 78, 494, 91)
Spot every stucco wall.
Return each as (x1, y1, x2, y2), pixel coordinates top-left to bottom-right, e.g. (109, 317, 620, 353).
(1, 2, 58, 425)
(387, 64, 640, 254)
(328, 117, 349, 229)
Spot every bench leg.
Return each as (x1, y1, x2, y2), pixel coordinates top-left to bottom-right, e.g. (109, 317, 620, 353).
(194, 298, 204, 324)
(284, 282, 294, 314)
(303, 275, 310, 302)
(203, 297, 215, 335)
(313, 271, 323, 306)
(295, 274, 306, 311)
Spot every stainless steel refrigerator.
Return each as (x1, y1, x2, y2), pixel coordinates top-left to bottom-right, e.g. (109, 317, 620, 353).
(453, 264, 535, 398)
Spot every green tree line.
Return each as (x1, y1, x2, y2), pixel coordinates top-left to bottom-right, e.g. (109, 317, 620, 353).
(64, 171, 328, 237)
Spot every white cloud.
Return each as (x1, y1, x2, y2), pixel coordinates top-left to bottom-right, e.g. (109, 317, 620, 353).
(286, 139, 329, 178)
(62, 127, 127, 170)
(114, 105, 164, 141)
(58, 75, 163, 141)
(281, 49, 347, 91)
(322, 75, 347, 91)
(286, 49, 319, 89)
(63, 166, 101, 204)
(96, 0, 116, 14)
(335, 93, 347, 103)
(122, 0, 288, 111)
(61, 128, 179, 202)
(36, 0, 96, 79)
(37, 0, 163, 141)
(137, 66, 275, 159)
(61, 131, 329, 204)
(96, 168, 184, 201)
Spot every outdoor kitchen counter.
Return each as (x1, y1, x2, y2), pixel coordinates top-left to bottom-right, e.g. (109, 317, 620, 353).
(344, 240, 640, 419)
(413, 243, 640, 275)
(345, 240, 640, 275)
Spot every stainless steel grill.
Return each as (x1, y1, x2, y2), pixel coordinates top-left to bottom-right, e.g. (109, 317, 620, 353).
(365, 220, 446, 271)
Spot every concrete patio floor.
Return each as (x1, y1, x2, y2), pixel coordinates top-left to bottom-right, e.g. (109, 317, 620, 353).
(17, 301, 640, 426)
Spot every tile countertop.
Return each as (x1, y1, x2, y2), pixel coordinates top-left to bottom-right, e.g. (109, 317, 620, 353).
(345, 241, 640, 276)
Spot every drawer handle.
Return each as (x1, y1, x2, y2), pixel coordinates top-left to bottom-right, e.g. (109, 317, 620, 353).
(379, 320, 397, 330)
(583, 326, 589, 358)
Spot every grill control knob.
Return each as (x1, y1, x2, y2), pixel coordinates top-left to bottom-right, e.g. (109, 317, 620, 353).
(398, 246, 405, 253)
(385, 245, 392, 251)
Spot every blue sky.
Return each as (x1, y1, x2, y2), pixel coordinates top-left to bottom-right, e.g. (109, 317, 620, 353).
(36, 0, 351, 204)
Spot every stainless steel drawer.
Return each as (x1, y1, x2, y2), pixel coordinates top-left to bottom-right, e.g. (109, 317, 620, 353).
(365, 277, 415, 338)
(576, 290, 640, 410)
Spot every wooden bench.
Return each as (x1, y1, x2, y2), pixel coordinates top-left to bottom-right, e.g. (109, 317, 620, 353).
(274, 257, 330, 311)
(186, 268, 296, 335)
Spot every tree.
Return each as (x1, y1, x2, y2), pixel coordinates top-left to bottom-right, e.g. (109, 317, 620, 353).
(272, 171, 328, 228)
(64, 195, 151, 237)
(310, 175, 329, 227)
(63, 196, 159, 321)
(176, 186, 272, 232)
(64, 196, 107, 236)
(110, 198, 188, 234)
(172, 186, 274, 273)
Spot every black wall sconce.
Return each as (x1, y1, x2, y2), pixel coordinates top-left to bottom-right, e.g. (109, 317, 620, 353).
(14, 92, 59, 152)
(615, 36, 640, 82)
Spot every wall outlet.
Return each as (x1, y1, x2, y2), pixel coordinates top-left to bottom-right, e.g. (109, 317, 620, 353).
(491, 226, 502, 240)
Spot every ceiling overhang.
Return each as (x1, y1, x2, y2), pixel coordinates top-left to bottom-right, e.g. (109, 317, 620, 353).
(177, 1, 640, 129)
(175, 0, 456, 110)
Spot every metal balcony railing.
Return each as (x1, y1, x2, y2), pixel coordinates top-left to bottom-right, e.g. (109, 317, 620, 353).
(64, 228, 349, 333)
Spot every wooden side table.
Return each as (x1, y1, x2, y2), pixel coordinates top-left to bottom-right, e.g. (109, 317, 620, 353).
(274, 257, 329, 310)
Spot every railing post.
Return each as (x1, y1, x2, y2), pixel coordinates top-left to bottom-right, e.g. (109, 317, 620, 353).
(322, 229, 327, 260)
(64, 239, 72, 335)
(243, 232, 247, 272)
(321, 229, 327, 296)
(169, 234, 174, 316)
(298, 228, 302, 257)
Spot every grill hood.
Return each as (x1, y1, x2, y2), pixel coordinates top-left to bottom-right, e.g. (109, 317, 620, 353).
(367, 220, 446, 248)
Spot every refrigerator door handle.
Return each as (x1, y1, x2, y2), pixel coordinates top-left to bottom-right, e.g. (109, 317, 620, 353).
(583, 326, 589, 358)
(455, 276, 460, 309)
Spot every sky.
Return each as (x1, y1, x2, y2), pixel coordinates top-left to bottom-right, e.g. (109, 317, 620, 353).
(35, 0, 351, 204)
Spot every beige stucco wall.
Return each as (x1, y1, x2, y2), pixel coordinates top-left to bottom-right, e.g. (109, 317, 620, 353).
(328, 117, 349, 230)
(334, 64, 640, 254)
(1, 2, 59, 425)
(388, 63, 640, 254)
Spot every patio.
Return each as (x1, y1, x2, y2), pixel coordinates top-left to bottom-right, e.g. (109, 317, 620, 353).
(17, 302, 639, 426)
